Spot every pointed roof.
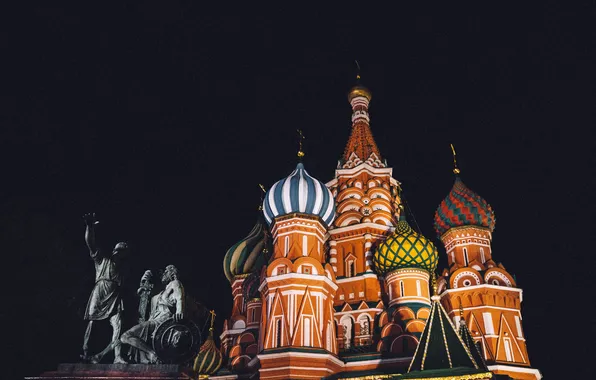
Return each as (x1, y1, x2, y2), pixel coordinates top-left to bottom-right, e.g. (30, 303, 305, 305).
(341, 82, 386, 169)
(408, 294, 480, 372)
(458, 318, 488, 371)
(342, 123, 384, 166)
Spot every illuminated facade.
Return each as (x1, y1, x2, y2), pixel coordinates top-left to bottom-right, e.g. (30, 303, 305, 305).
(211, 80, 542, 379)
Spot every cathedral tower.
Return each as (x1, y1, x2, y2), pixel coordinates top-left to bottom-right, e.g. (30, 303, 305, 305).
(258, 162, 342, 379)
(326, 80, 403, 350)
(220, 216, 270, 371)
(373, 206, 438, 356)
(434, 150, 541, 379)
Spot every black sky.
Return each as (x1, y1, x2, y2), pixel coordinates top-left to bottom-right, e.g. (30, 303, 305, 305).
(3, 2, 595, 379)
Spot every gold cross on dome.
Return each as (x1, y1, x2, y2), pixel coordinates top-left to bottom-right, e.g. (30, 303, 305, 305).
(209, 309, 216, 330)
(297, 129, 305, 159)
(450, 143, 461, 175)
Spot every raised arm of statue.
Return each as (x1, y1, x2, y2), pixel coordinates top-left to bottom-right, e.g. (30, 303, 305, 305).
(83, 213, 100, 259)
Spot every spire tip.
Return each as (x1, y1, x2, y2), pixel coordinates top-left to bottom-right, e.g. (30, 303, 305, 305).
(450, 143, 461, 175)
(297, 129, 305, 160)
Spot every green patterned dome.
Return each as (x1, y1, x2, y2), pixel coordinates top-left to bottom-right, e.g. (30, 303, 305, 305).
(374, 214, 438, 275)
(193, 328, 223, 378)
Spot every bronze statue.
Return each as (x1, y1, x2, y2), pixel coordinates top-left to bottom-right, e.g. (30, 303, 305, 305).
(121, 264, 185, 364)
(80, 213, 128, 364)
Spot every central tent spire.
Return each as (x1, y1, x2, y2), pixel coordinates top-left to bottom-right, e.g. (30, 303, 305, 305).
(341, 69, 385, 169)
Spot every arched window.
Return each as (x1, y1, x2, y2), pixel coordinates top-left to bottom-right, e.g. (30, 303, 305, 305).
(360, 316, 370, 336)
(276, 319, 282, 347)
(416, 280, 421, 296)
(400, 281, 405, 297)
(347, 260, 355, 278)
(480, 247, 485, 263)
(463, 247, 469, 266)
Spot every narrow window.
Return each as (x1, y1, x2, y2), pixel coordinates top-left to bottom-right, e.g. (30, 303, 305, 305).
(463, 247, 469, 266)
(451, 251, 455, 265)
(416, 280, 421, 296)
(482, 312, 495, 335)
(304, 318, 311, 346)
(504, 338, 513, 361)
(514, 316, 523, 338)
(326, 322, 332, 350)
(302, 235, 308, 256)
(480, 247, 485, 263)
(347, 260, 355, 277)
(284, 236, 290, 256)
(400, 281, 405, 297)
(276, 319, 282, 347)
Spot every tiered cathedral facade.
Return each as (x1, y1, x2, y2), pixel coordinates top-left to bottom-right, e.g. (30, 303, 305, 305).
(207, 81, 541, 380)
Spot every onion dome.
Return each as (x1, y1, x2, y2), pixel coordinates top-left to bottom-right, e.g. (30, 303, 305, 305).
(262, 162, 335, 227)
(348, 83, 372, 102)
(223, 218, 270, 283)
(373, 212, 438, 275)
(242, 270, 261, 301)
(433, 176, 496, 238)
(193, 328, 223, 378)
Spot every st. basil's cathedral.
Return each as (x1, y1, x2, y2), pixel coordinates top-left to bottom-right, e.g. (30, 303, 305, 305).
(194, 79, 542, 380)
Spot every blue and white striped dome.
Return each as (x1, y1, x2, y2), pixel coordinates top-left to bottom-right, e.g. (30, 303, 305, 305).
(263, 163, 335, 227)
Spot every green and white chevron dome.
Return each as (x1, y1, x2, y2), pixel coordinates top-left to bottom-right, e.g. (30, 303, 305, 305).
(223, 218, 269, 283)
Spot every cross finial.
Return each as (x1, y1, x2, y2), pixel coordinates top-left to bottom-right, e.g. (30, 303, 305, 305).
(209, 309, 216, 332)
(258, 184, 267, 210)
(355, 60, 361, 81)
(297, 129, 305, 159)
(431, 273, 438, 295)
(450, 143, 461, 175)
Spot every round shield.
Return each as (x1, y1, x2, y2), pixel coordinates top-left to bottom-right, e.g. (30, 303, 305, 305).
(153, 318, 202, 364)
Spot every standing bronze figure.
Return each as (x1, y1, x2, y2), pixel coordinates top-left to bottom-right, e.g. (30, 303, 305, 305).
(81, 213, 128, 364)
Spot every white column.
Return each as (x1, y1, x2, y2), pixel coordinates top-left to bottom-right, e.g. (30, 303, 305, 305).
(364, 234, 373, 272)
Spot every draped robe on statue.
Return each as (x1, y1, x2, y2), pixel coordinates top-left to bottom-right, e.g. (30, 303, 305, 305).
(84, 253, 123, 321)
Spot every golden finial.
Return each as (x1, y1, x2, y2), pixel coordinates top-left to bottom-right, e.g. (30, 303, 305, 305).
(297, 129, 305, 159)
(459, 302, 464, 319)
(355, 60, 361, 81)
(432, 273, 438, 295)
(258, 184, 266, 210)
(209, 309, 216, 333)
(450, 143, 461, 175)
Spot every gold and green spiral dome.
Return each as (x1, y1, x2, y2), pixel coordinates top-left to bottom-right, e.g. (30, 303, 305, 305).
(193, 329, 223, 378)
(373, 213, 438, 275)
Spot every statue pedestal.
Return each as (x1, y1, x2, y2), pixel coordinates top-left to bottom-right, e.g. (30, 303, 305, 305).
(25, 363, 195, 379)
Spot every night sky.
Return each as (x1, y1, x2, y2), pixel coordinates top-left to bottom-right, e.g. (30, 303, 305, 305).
(3, 2, 594, 379)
